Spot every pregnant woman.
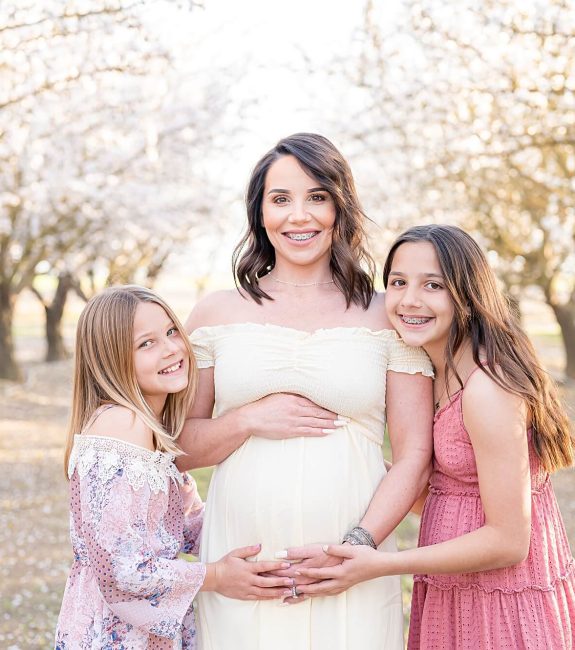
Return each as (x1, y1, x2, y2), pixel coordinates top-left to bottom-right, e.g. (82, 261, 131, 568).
(178, 133, 434, 650)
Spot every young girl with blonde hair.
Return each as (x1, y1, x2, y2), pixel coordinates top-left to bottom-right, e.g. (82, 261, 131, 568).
(293, 225, 575, 649)
(55, 285, 293, 649)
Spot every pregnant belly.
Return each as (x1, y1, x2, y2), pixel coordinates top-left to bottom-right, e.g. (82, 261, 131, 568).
(201, 430, 385, 561)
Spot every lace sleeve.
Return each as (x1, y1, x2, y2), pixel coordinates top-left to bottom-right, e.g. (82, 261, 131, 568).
(70, 436, 206, 640)
(386, 335, 434, 377)
(188, 327, 215, 369)
(180, 473, 204, 556)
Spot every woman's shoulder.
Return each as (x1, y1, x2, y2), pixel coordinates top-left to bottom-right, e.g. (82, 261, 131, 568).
(83, 405, 155, 451)
(364, 291, 394, 330)
(185, 289, 248, 332)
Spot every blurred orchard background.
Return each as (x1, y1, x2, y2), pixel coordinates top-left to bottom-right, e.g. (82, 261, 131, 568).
(1, 0, 575, 647)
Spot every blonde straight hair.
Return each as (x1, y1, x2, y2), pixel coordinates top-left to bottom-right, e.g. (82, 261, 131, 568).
(64, 285, 197, 474)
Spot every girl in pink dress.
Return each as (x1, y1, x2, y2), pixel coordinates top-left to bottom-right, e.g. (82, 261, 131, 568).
(293, 225, 575, 649)
(55, 286, 292, 650)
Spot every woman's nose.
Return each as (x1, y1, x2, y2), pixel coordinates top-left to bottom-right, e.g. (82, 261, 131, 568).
(288, 201, 311, 223)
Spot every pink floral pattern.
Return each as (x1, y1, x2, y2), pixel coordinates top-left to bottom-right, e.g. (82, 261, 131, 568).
(55, 435, 205, 649)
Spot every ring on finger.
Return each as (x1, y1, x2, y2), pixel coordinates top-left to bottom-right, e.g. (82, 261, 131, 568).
(291, 585, 299, 599)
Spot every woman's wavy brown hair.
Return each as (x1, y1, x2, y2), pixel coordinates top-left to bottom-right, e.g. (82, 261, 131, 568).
(233, 133, 375, 308)
(383, 224, 574, 473)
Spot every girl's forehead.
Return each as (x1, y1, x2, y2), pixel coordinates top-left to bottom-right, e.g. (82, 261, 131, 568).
(392, 241, 440, 267)
(133, 302, 170, 332)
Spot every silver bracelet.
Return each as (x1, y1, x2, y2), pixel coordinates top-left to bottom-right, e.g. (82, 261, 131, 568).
(342, 526, 377, 549)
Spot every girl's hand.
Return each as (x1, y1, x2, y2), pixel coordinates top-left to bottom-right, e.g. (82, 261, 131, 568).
(204, 544, 294, 600)
(268, 543, 345, 604)
(240, 394, 345, 439)
(270, 544, 344, 585)
(291, 544, 386, 598)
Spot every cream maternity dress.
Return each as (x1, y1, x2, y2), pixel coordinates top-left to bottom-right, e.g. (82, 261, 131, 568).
(190, 323, 433, 650)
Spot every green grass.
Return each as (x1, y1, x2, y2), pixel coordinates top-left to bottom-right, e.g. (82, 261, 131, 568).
(190, 466, 213, 501)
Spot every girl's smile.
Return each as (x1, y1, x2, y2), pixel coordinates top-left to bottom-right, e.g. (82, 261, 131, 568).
(398, 315, 434, 327)
(158, 359, 185, 375)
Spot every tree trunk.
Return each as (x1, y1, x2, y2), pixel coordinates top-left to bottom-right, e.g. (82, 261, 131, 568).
(0, 283, 22, 381)
(44, 272, 73, 362)
(549, 301, 575, 381)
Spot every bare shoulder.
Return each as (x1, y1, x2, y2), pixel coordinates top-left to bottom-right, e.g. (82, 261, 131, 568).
(84, 406, 155, 451)
(462, 369, 527, 443)
(185, 289, 246, 332)
(366, 291, 394, 330)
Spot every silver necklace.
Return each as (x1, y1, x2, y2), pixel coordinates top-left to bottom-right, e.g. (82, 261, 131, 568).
(269, 274, 335, 288)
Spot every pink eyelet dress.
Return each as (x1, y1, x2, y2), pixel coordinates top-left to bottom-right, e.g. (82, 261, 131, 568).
(408, 383, 575, 649)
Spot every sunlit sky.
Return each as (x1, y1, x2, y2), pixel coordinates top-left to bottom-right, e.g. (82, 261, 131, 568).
(148, 0, 402, 151)
(145, 0, 403, 286)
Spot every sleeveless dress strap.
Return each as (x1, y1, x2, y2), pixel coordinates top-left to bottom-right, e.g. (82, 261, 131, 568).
(462, 364, 485, 388)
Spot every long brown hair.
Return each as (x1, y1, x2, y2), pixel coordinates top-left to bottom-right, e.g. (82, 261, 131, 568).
(233, 133, 375, 308)
(383, 224, 573, 472)
(64, 285, 197, 474)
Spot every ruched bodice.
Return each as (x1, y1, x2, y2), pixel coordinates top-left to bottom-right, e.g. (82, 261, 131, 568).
(190, 323, 433, 650)
(192, 323, 432, 445)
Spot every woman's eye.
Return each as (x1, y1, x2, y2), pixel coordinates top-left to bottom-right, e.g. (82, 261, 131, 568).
(139, 339, 153, 349)
(390, 279, 405, 287)
(167, 327, 178, 337)
(310, 193, 326, 202)
(273, 196, 288, 204)
(426, 282, 442, 290)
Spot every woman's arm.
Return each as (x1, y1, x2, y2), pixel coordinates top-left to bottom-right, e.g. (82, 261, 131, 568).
(176, 366, 247, 470)
(357, 369, 433, 543)
(353, 292, 434, 540)
(294, 372, 532, 595)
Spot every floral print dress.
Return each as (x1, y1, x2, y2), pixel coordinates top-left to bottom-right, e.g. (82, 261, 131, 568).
(55, 431, 205, 649)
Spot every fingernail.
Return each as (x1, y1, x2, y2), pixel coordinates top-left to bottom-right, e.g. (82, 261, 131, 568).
(294, 571, 301, 576)
(322, 428, 335, 434)
(334, 420, 348, 427)
(337, 416, 350, 422)
(274, 550, 288, 559)
(281, 562, 291, 568)
(322, 545, 329, 552)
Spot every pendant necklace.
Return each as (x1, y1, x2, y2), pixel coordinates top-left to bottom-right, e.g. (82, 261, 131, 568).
(434, 381, 448, 411)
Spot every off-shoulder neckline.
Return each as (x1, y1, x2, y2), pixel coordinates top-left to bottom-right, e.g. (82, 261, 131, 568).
(74, 434, 169, 457)
(190, 322, 401, 338)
